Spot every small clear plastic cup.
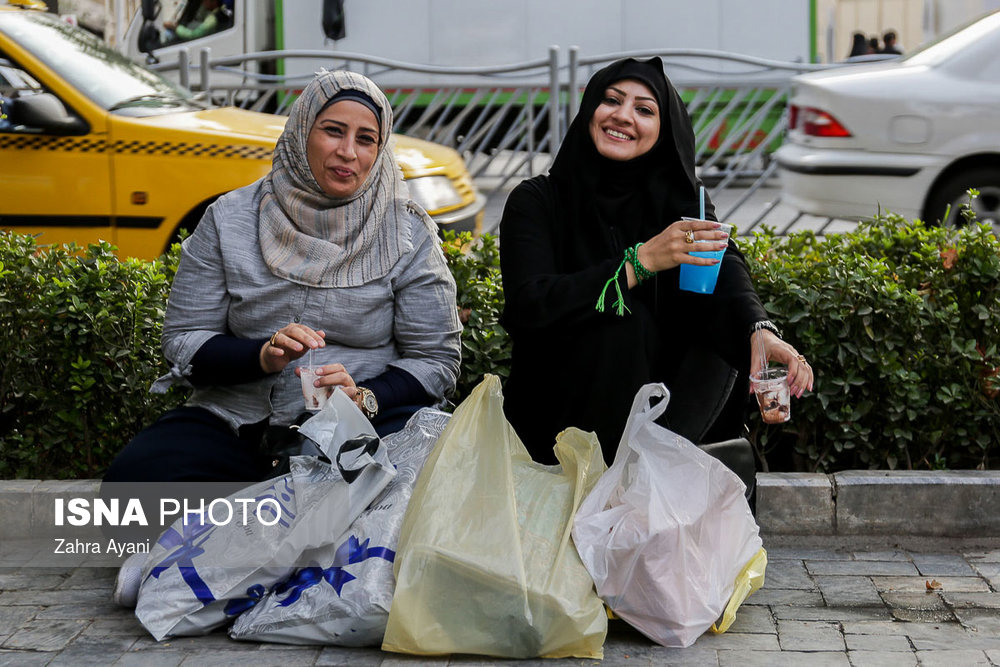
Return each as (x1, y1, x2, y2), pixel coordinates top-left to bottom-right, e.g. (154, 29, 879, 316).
(299, 367, 331, 411)
(678, 218, 734, 294)
(750, 367, 791, 424)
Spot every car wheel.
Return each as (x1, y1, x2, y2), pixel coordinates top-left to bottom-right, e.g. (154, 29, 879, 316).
(924, 167, 1000, 233)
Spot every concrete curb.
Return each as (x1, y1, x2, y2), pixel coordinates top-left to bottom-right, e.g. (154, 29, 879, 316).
(2, 472, 1000, 540)
(755, 470, 1000, 538)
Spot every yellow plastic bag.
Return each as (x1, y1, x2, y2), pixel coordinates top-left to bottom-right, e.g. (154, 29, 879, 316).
(710, 547, 768, 634)
(382, 375, 608, 659)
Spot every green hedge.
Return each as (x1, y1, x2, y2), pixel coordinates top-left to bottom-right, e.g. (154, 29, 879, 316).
(0, 235, 186, 479)
(1, 211, 998, 479)
(745, 212, 1000, 472)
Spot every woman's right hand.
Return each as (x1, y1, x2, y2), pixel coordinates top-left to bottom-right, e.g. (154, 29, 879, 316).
(635, 219, 729, 273)
(259, 324, 326, 374)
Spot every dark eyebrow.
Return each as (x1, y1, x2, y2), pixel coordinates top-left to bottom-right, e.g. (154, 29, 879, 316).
(317, 118, 380, 136)
(607, 85, 658, 105)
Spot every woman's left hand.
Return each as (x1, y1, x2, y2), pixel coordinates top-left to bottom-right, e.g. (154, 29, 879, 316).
(296, 362, 361, 401)
(750, 329, 814, 398)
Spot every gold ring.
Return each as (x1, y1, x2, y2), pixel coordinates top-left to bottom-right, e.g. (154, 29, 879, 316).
(684, 230, 695, 244)
(796, 354, 807, 364)
(270, 332, 280, 347)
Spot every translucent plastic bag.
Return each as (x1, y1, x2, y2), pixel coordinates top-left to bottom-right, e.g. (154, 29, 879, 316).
(382, 375, 608, 659)
(572, 383, 764, 648)
(228, 409, 450, 646)
(136, 392, 395, 641)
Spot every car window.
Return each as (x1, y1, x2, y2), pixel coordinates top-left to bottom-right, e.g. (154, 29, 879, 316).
(0, 11, 200, 114)
(0, 56, 41, 97)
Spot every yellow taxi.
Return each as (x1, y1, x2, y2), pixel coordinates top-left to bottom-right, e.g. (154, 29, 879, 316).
(0, 7, 483, 260)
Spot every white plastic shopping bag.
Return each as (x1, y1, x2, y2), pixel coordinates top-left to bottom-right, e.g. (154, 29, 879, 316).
(228, 408, 450, 645)
(135, 391, 394, 641)
(572, 383, 764, 648)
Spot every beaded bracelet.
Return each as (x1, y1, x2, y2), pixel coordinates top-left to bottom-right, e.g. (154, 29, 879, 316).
(750, 319, 782, 338)
(625, 243, 655, 282)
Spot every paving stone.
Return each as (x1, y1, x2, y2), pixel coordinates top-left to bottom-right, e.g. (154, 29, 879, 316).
(718, 649, 850, 666)
(632, 646, 720, 665)
(805, 560, 918, 576)
(58, 568, 117, 590)
(872, 576, 991, 594)
(0, 573, 68, 591)
(814, 575, 883, 606)
(966, 550, 1000, 563)
(0, 589, 110, 606)
(692, 631, 780, 651)
(890, 608, 956, 623)
(942, 592, 1000, 609)
(723, 604, 776, 634)
(775, 619, 845, 652)
(880, 592, 948, 611)
(844, 633, 912, 652)
(79, 618, 145, 638)
(913, 649, 992, 665)
(47, 643, 129, 666)
(0, 605, 42, 630)
(852, 550, 910, 562)
(845, 650, 917, 667)
(908, 628, 1000, 651)
(35, 602, 132, 620)
(177, 654, 271, 667)
(1, 619, 87, 651)
(742, 588, 825, 607)
(773, 606, 892, 622)
(0, 649, 53, 666)
(954, 609, 1000, 634)
(763, 546, 852, 561)
(910, 553, 977, 577)
(971, 561, 1000, 588)
(763, 560, 814, 589)
(114, 650, 186, 667)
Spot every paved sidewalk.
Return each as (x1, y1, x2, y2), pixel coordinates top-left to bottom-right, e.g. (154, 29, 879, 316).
(2, 535, 1000, 666)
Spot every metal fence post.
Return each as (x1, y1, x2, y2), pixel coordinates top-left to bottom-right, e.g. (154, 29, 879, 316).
(199, 48, 211, 93)
(548, 46, 560, 150)
(177, 48, 189, 90)
(568, 45, 579, 126)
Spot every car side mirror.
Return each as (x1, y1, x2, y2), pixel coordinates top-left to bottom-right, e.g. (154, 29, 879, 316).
(138, 22, 162, 54)
(140, 0, 160, 22)
(322, 0, 346, 40)
(8, 93, 87, 135)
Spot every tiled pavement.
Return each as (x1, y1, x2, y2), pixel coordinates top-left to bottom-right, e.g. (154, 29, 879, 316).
(2, 538, 1000, 666)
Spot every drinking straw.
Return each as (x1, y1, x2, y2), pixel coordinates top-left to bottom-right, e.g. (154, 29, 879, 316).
(699, 185, 705, 220)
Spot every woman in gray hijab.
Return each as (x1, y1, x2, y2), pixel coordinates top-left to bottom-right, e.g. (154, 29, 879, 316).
(104, 70, 462, 485)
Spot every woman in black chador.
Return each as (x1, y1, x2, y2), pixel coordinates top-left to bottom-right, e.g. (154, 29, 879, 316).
(499, 57, 813, 464)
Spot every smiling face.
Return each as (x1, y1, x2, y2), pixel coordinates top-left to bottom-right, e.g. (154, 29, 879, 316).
(588, 78, 661, 161)
(306, 99, 380, 198)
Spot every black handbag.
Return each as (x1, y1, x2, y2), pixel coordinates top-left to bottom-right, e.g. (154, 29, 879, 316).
(662, 346, 757, 505)
(259, 412, 330, 479)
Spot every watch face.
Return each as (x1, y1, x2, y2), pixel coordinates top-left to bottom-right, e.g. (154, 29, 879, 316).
(362, 392, 378, 412)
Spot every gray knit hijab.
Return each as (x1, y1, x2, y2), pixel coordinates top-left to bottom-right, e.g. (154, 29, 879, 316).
(259, 70, 410, 287)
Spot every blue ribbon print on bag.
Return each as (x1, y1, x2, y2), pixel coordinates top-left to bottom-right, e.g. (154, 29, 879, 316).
(272, 535, 395, 607)
(224, 583, 267, 616)
(146, 477, 298, 607)
(148, 517, 216, 605)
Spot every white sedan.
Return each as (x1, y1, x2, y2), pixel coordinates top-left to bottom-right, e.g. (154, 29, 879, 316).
(775, 10, 1000, 231)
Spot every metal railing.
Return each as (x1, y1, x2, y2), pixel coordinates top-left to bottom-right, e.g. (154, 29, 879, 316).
(156, 46, 841, 233)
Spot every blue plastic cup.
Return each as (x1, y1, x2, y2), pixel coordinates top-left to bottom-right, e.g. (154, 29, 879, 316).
(678, 220, 733, 294)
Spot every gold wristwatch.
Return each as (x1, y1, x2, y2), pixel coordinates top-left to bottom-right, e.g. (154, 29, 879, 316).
(354, 386, 379, 419)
